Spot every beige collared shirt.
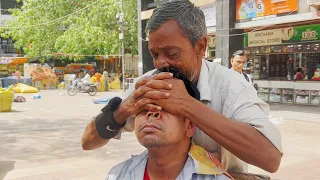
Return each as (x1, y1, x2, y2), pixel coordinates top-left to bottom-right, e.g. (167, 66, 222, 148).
(120, 59, 282, 172)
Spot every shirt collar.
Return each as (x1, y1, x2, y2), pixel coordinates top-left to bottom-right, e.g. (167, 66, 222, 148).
(187, 143, 234, 179)
(127, 143, 232, 179)
(197, 59, 212, 102)
(230, 67, 243, 74)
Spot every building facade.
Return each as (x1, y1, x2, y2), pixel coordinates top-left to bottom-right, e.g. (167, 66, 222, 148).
(137, 0, 320, 105)
(0, 0, 22, 56)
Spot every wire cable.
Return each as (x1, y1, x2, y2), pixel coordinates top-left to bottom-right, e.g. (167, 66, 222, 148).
(0, 0, 103, 29)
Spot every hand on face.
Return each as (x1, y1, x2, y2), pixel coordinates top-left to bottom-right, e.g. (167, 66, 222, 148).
(133, 76, 193, 116)
(121, 72, 174, 117)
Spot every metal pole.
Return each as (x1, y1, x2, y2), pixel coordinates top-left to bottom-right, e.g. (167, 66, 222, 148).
(121, 0, 125, 90)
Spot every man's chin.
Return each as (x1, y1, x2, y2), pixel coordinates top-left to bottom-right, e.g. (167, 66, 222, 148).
(140, 137, 166, 148)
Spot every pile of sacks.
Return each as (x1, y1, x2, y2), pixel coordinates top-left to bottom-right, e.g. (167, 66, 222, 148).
(12, 83, 39, 93)
(0, 86, 14, 112)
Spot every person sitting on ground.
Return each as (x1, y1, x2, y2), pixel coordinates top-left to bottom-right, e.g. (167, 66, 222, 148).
(12, 70, 22, 83)
(105, 69, 233, 180)
(106, 109, 233, 180)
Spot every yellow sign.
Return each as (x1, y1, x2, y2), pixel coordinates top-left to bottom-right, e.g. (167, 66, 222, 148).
(248, 29, 282, 47)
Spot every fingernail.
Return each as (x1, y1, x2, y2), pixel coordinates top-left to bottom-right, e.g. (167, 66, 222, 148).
(157, 106, 162, 110)
(169, 73, 173, 77)
(165, 93, 170, 97)
(168, 84, 172, 88)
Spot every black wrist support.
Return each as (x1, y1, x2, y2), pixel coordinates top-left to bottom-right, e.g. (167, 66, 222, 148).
(95, 97, 125, 139)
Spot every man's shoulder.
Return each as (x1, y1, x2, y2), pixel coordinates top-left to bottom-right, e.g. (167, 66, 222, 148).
(105, 151, 148, 180)
(205, 61, 248, 92)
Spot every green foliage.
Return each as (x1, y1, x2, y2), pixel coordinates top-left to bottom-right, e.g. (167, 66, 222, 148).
(2, 0, 138, 61)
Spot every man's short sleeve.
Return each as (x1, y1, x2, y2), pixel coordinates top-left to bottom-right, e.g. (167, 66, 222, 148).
(228, 85, 282, 153)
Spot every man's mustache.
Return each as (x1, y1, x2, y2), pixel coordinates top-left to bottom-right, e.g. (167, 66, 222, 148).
(138, 118, 164, 132)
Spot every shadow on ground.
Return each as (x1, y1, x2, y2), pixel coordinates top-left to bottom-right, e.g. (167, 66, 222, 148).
(0, 161, 15, 180)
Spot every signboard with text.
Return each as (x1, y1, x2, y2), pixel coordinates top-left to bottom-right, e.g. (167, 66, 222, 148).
(283, 24, 320, 43)
(248, 29, 282, 47)
(200, 3, 216, 27)
(236, 0, 298, 22)
(246, 24, 320, 47)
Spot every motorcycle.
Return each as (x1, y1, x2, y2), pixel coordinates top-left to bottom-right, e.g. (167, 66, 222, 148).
(67, 80, 97, 96)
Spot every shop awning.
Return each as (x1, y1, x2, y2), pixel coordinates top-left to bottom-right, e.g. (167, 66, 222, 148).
(0, 57, 28, 65)
(10, 58, 28, 64)
(0, 57, 13, 64)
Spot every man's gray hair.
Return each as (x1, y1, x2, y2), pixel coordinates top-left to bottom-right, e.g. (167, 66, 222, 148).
(146, 0, 207, 46)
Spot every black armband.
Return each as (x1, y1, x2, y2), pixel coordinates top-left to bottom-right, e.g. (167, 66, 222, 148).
(95, 97, 125, 139)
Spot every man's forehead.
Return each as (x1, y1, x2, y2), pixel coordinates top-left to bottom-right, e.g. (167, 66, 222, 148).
(234, 55, 247, 61)
(149, 44, 181, 51)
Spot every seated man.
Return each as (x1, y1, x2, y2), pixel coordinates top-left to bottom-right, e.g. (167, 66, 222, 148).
(106, 109, 233, 180)
(106, 68, 233, 179)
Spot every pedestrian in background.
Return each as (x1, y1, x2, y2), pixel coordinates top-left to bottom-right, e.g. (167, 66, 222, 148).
(103, 68, 109, 91)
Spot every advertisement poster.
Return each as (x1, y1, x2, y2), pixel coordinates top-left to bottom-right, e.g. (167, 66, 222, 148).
(245, 24, 320, 47)
(282, 24, 320, 43)
(200, 3, 216, 27)
(236, 0, 298, 22)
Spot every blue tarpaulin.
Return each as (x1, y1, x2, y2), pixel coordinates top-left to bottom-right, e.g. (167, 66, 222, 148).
(92, 96, 116, 104)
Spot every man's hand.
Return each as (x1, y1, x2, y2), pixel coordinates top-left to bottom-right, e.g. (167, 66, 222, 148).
(114, 72, 174, 123)
(134, 78, 194, 116)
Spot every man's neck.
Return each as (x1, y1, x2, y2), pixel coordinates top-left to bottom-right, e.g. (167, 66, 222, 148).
(146, 142, 190, 180)
(231, 67, 242, 74)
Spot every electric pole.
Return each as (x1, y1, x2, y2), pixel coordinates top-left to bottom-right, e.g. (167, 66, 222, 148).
(119, 0, 125, 90)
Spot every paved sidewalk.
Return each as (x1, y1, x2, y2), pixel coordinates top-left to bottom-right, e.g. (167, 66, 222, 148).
(0, 90, 319, 179)
(269, 103, 320, 123)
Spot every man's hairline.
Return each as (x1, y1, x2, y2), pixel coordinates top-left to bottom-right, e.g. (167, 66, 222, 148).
(146, 19, 203, 48)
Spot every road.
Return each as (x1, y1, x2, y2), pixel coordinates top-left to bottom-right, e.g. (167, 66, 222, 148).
(0, 90, 319, 180)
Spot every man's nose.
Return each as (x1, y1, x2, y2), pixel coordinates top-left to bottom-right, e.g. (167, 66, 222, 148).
(154, 56, 170, 69)
(146, 111, 161, 119)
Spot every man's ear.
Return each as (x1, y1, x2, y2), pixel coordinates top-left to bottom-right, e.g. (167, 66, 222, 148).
(195, 36, 207, 56)
(185, 119, 196, 138)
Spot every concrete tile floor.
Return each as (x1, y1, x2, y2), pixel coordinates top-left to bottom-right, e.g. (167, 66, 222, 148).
(0, 90, 319, 180)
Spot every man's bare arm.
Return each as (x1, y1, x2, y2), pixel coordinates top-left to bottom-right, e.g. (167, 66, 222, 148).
(81, 120, 109, 150)
(182, 99, 281, 173)
(81, 72, 174, 150)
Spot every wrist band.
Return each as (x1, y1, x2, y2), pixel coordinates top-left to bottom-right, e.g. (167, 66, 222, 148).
(95, 110, 125, 139)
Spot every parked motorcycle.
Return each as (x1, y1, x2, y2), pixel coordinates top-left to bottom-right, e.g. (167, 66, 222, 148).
(67, 80, 97, 96)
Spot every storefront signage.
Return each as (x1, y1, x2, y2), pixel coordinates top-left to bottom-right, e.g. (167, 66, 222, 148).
(246, 24, 320, 47)
(283, 24, 320, 43)
(248, 29, 282, 47)
(236, 0, 298, 22)
(200, 3, 216, 27)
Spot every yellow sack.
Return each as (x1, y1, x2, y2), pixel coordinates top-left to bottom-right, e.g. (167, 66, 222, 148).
(90, 77, 96, 84)
(0, 89, 14, 112)
(13, 83, 39, 93)
(98, 77, 105, 92)
(110, 78, 121, 89)
(58, 83, 65, 90)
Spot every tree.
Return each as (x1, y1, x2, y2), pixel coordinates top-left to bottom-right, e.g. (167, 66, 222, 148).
(2, 0, 137, 61)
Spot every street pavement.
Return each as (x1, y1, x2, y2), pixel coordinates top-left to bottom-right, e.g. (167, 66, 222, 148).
(0, 90, 320, 180)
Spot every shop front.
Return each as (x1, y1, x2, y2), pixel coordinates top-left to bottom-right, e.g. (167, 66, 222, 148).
(244, 24, 320, 105)
(0, 57, 28, 78)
